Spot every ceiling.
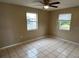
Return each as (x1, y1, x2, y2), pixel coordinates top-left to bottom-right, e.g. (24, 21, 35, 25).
(0, 0, 79, 10)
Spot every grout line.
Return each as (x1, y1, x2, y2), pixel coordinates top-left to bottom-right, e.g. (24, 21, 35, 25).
(66, 46, 77, 58)
(0, 36, 46, 50)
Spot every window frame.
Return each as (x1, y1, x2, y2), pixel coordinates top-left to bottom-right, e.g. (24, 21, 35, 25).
(58, 13, 72, 31)
(26, 12, 38, 31)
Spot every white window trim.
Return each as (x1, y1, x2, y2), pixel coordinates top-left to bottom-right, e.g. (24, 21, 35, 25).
(26, 12, 38, 31)
(58, 13, 72, 31)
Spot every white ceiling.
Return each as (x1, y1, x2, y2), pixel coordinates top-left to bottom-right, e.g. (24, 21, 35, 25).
(0, 0, 79, 10)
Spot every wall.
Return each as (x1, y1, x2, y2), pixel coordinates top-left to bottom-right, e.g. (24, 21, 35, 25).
(0, 2, 49, 48)
(49, 7, 79, 43)
(1, 2, 79, 48)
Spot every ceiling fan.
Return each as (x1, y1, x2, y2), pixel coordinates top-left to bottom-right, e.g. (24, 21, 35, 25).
(35, 0, 60, 9)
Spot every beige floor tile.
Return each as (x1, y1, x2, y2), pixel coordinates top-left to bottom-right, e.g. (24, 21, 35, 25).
(57, 54, 67, 58)
(7, 47, 19, 58)
(68, 48, 79, 57)
(52, 51, 61, 56)
(61, 44, 76, 56)
(55, 43, 69, 53)
(67, 54, 79, 58)
(37, 53, 46, 58)
(46, 53, 57, 58)
(0, 49, 10, 58)
(0, 38, 79, 58)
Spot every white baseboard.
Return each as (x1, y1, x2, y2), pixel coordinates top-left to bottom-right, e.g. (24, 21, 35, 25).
(0, 36, 46, 50)
(1, 36, 78, 50)
(49, 35, 79, 46)
(55, 37, 79, 46)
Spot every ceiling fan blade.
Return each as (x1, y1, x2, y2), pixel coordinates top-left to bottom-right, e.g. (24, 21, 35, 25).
(39, 1, 45, 4)
(50, 6, 58, 8)
(49, 2, 60, 5)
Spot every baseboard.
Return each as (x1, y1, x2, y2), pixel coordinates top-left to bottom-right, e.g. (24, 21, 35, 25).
(1, 36, 78, 50)
(58, 37, 79, 46)
(0, 36, 46, 50)
(50, 36, 79, 46)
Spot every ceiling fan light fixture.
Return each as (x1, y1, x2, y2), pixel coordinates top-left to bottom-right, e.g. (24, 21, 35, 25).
(43, 5, 49, 9)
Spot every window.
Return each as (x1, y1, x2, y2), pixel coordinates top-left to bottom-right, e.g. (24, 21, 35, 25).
(58, 14, 72, 30)
(26, 13, 38, 31)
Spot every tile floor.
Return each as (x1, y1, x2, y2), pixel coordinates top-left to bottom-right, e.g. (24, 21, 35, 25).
(0, 38, 79, 58)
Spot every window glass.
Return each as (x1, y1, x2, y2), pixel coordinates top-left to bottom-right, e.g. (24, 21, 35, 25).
(58, 14, 72, 30)
(26, 13, 38, 31)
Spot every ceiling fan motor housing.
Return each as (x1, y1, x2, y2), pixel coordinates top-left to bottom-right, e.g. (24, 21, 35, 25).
(43, 0, 50, 5)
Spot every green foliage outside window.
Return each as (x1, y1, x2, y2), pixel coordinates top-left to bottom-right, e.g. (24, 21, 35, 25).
(58, 14, 72, 30)
(59, 20, 71, 30)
